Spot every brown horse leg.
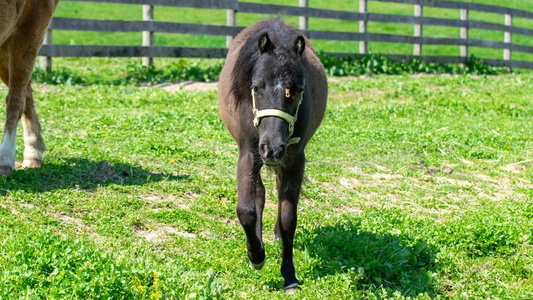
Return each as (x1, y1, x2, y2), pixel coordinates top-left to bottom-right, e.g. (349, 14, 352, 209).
(0, 24, 46, 175)
(0, 49, 22, 175)
(236, 147, 266, 268)
(21, 83, 45, 168)
(0, 90, 24, 175)
(276, 153, 305, 292)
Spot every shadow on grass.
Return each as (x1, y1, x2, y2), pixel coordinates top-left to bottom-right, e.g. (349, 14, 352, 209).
(1, 157, 189, 192)
(298, 219, 439, 297)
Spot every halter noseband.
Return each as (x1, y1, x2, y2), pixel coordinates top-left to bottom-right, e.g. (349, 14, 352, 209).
(252, 87, 303, 145)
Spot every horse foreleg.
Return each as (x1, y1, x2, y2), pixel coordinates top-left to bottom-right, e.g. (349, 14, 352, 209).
(0, 87, 24, 175)
(236, 148, 266, 269)
(0, 55, 27, 175)
(276, 153, 305, 292)
(21, 83, 45, 168)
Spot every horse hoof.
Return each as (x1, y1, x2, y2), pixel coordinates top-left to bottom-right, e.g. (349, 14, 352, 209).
(22, 158, 43, 169)
(0, 166, 13, 176)
(283, 282, 300, 294)
(248, 259, 265, 270)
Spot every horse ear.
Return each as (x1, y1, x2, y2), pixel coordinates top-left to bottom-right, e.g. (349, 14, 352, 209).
(294, 35, 305, 56)
(258, 33, 274, 53)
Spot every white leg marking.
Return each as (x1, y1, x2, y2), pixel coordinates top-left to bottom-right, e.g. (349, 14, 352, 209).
(22, 128, 44, 168)
(0, 131, 16, 173)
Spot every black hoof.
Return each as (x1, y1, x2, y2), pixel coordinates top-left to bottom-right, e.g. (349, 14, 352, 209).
(248, 259, 265, 270)
(283, 282, 300, 294)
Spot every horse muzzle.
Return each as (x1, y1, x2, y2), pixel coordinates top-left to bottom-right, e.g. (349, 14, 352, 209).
(259, 141, 287, 166)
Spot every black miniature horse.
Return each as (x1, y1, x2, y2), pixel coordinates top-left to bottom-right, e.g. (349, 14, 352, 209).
(218, 18, 327, 293)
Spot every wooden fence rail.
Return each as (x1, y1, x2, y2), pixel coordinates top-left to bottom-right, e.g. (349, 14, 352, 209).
(38, 0, 533, 71)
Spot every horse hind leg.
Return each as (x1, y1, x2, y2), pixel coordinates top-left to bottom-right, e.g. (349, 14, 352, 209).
(21, 83, 45, 168)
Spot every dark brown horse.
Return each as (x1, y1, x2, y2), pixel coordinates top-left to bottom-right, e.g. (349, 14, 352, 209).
(218, 18, 327, 292)
(0, 0, 59, 175)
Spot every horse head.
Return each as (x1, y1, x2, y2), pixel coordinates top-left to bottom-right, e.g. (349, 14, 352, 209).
(251, 32, 306, 166)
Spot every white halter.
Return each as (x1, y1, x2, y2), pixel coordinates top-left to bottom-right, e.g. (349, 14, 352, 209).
(251, 87, 303, 145)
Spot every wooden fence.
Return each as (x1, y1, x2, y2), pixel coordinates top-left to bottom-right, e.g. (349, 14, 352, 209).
(38, 0, 533, 71)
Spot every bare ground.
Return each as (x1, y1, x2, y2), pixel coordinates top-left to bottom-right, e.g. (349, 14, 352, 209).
(152, 81, 218, 92)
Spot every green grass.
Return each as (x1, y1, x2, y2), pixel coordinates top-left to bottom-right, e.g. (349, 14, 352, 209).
(1, 74, 532, 298)
(49, 0, 533, 62)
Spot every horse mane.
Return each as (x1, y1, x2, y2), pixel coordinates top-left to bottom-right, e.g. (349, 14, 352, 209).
(229, 18, 304, 107)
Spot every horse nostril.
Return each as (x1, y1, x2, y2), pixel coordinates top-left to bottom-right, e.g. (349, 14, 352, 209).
(259, 143, 269, 159)
(259, 143, 287, 164)
(274, 145, 287, 160)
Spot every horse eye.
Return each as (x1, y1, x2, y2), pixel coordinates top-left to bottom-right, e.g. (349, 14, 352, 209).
(252, 86, 259, 93)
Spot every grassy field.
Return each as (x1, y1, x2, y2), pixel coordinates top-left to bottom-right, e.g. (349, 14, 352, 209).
(1, 74, 532, 299)
(2, 1, 533, 298)
(50, 0, 533, 63)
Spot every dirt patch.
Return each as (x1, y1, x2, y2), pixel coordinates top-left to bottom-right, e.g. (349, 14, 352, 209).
(136, 226, 197, 243)
(500, 161, 529, 174)
(49, 212, 98, 239)
(51, 212, 86, 228)
(372, 173, 403, 179)
(1, 203, 20, 215)
(152, 81, 218, 92)
(33, 85, 58, 93)
(435, 177, 472, 187)
(340, 177, 364, 188)
(142, 191, 198, 211)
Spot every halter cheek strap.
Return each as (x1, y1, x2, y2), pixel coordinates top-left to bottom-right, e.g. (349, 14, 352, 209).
(252, 89, 303, 145)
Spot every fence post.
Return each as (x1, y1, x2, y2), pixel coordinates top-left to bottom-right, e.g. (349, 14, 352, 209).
(299, 0, 308, 32)
(460, 8, 469, 64)
(226, 9, 236, 48)
(39, 28, 53, 72)
(142, 4, 154, 67)
(413, 3, 423, 56)
(359, 0, 367, 55)
(504, 13, 512, 65)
